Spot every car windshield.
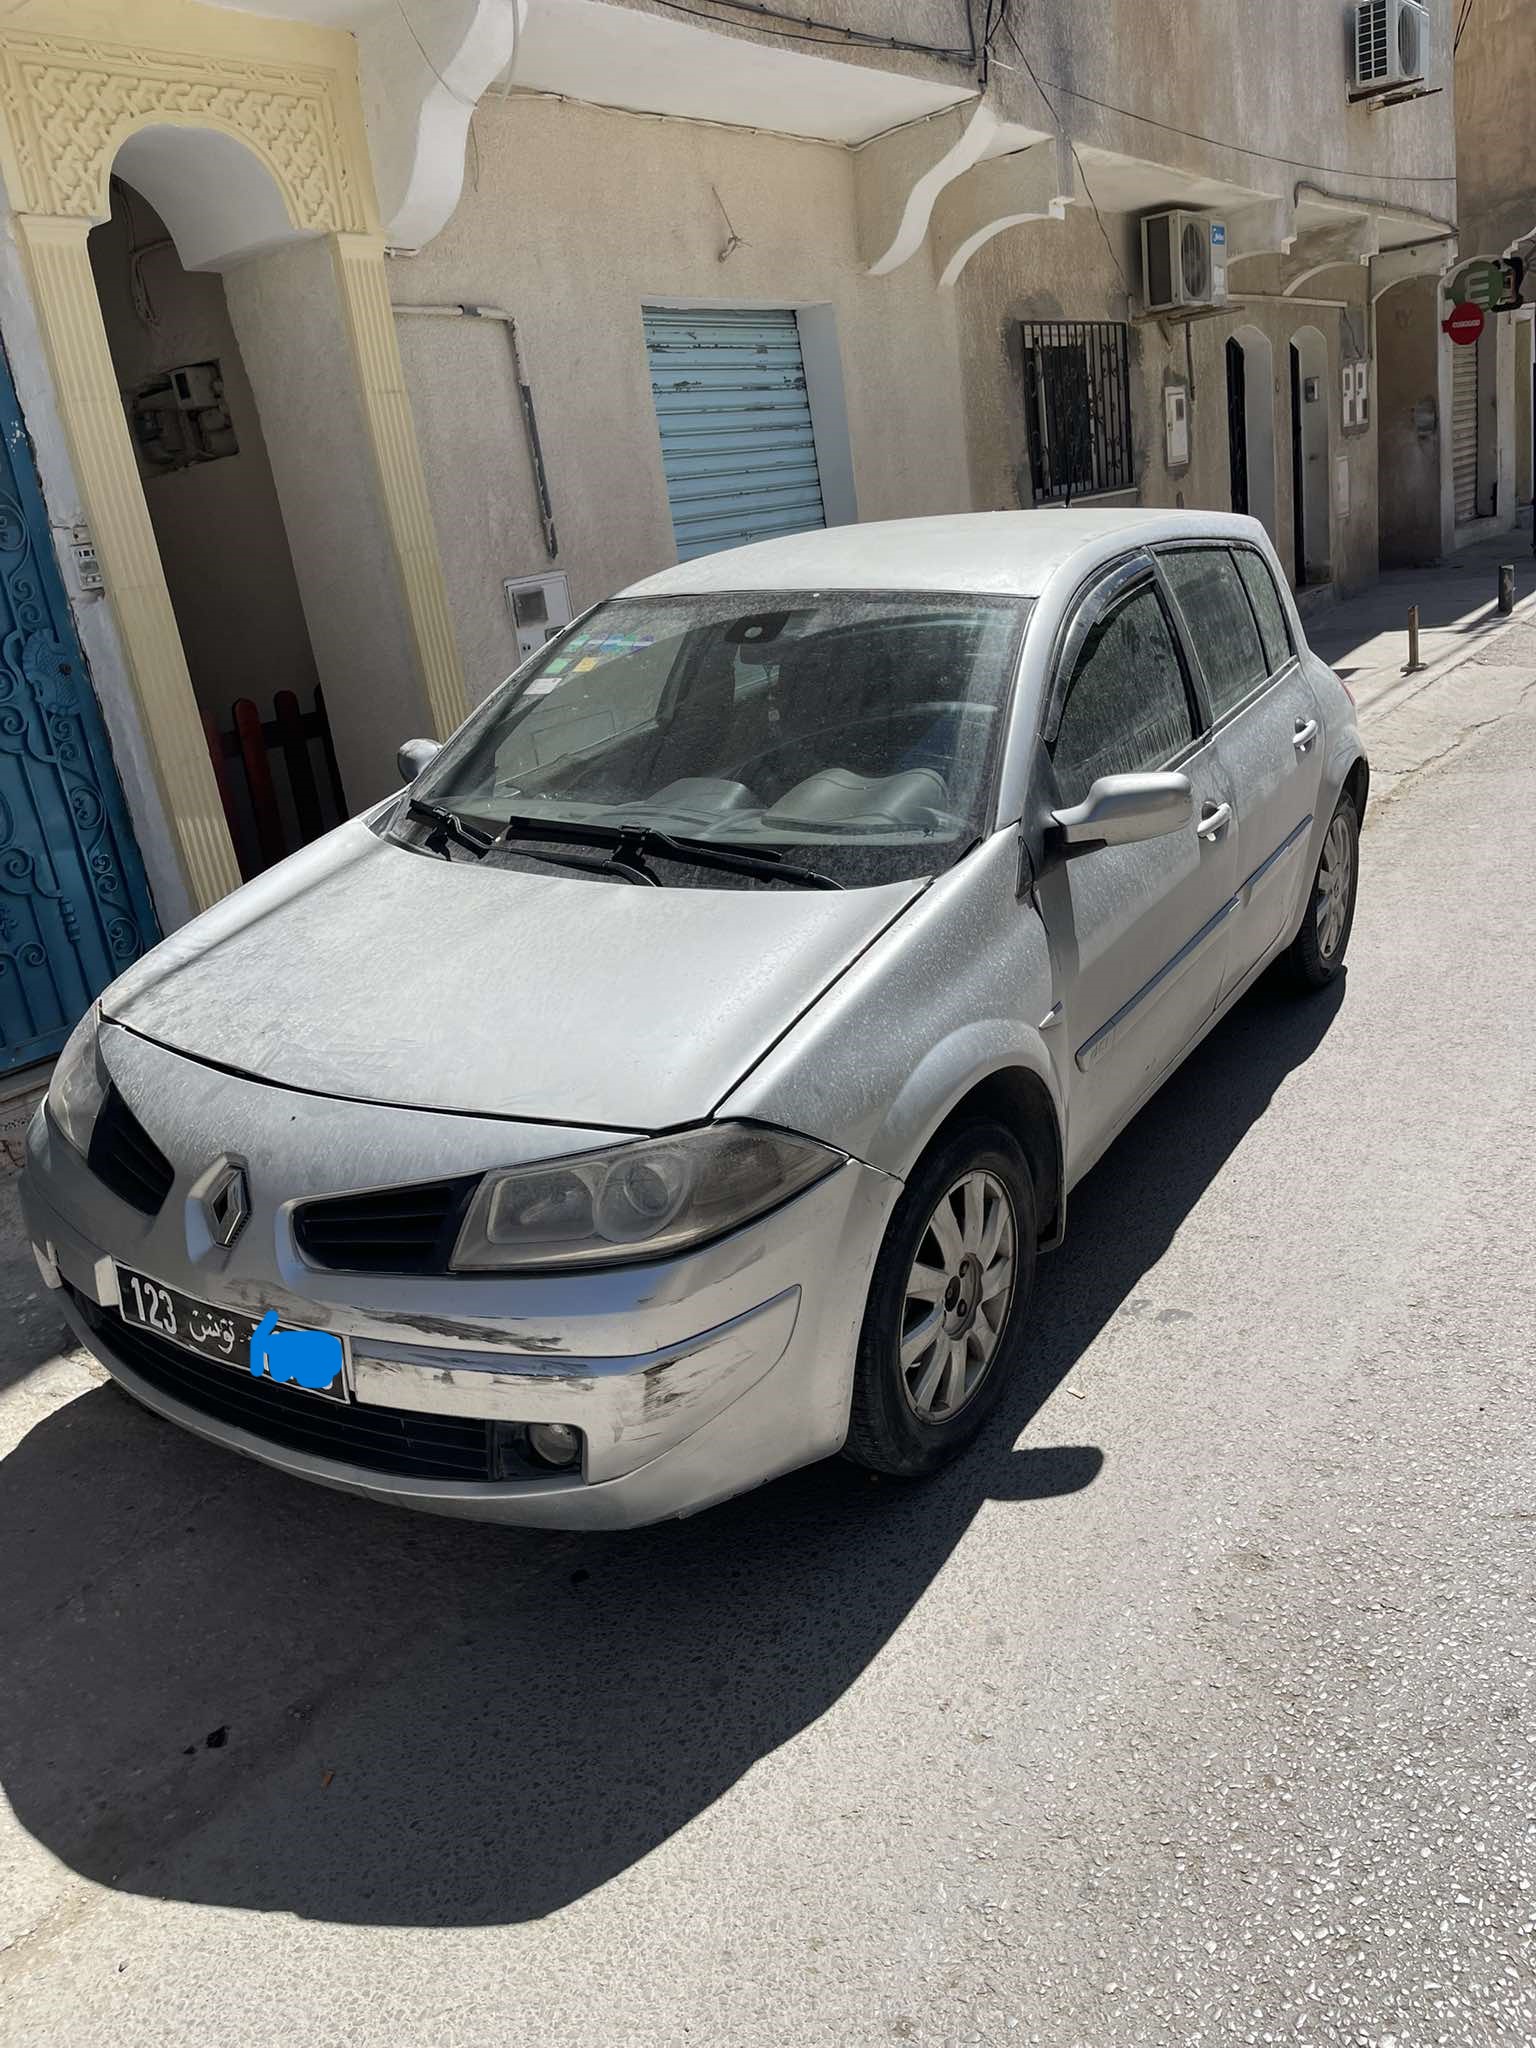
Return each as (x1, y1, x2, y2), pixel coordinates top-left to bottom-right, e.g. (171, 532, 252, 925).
(400, 590, 1031, 888)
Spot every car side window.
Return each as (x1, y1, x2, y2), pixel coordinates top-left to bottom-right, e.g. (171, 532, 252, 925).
(1159, 547, 1268, 720)
(1050, 584, 1195, 809)
(1233, 548, 1294, 674)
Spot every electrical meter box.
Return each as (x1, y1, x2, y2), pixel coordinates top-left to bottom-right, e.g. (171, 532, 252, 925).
(504, 572, 573, 664)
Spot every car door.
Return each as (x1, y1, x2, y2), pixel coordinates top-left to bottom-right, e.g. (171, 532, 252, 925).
(1157, 543, 1325, 994)
(1033, 557, 1240, 1181)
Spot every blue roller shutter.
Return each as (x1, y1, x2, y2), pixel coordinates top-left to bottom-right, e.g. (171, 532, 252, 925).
(644, 306, 827, 561)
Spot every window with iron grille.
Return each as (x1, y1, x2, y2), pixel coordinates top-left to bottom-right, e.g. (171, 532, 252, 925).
(1020, 321, 1135, 506)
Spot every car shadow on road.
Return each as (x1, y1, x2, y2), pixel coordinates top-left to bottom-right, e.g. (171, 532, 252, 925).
(0, 976, 1343, 1928)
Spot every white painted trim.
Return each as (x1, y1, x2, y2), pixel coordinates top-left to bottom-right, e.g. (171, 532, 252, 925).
(795, 303, 857, 528)
(365, 0, 525, 250)
(867, 101, 997, 277)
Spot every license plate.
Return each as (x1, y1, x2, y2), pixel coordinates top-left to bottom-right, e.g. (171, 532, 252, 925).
(115, 1266, 348, 1402)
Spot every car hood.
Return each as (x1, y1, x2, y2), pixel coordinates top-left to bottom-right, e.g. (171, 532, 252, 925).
(103, 820, 924, 1128)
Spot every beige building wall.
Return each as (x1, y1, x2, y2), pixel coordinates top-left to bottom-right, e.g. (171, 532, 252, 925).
(1454, 0, 1532, 531)
(1456, 0, 1533, 260)
(389, 93, 974, 701)
(955, 213, 1381, 595)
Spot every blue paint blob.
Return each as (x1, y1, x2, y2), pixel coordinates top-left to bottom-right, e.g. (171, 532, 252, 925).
(250, 1310, 343, 1391)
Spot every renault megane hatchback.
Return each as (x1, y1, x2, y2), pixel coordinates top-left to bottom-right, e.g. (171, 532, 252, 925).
(22, 510, 1365, 1528)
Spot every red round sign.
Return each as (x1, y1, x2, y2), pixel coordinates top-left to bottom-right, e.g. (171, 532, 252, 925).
(1444, 301, 1486, 346)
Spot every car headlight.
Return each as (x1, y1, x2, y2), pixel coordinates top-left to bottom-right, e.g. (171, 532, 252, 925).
(46, 1001, 106, 1158)
(450, 1123, 843, 1271)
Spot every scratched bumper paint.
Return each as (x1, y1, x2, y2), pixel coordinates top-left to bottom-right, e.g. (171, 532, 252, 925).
(21, 1027, 900, 1528)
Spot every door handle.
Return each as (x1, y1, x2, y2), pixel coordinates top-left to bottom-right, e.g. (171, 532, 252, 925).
(1196, 802, 1232, 841)
(1293, 718, 1320, 753)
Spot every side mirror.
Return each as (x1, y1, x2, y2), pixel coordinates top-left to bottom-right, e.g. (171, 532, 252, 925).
(397, 738, 440, 784)
(1050, 771, 1194, 854)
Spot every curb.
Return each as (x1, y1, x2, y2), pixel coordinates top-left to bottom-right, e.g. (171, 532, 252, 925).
(1351, 583, 1536, 734)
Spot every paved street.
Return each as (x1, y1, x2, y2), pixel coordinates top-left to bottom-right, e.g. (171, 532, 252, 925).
(2, 599, 1534, 2047)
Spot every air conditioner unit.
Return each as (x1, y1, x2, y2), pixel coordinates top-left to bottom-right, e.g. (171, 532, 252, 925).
(1353, 0, 1430, 91)
(1141, 211, 1228, 314)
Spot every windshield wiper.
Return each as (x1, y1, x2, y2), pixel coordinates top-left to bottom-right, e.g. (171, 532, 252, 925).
(406, 798, 654, 883)
(494, 814, 843, 890)
(406, 798, 493, 860)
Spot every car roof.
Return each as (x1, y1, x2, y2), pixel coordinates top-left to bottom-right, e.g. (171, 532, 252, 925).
(621, 509, 1275, 603)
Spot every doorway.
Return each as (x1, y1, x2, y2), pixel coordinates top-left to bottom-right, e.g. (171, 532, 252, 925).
(1226, 326, 1276, 542)
(1289, 327, 1330, 586)
(1226, 337, 1248, 514)
(87, 179, 342, 874)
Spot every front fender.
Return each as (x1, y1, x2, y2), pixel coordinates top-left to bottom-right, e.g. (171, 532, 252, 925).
(717, 832, 1063, 1183)
(859, 1020, 1062, 1183)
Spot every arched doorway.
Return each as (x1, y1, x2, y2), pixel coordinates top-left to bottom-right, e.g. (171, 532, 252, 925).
(1225, 326, 1277, 542)
(88, 172, 334, 878)
(70, 113, 461, 878)
(1289, 326, 1330, 587)
(0, 8, 467, 918)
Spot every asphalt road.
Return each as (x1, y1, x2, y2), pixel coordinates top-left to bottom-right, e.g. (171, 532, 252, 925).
(1, 664, 1533, 2048)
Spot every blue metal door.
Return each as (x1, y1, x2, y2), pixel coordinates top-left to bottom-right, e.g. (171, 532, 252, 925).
(644, 307, 826, 561)
(0, 345, 159, 1072)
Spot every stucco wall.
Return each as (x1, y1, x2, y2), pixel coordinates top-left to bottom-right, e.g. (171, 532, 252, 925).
(1455, 0, 1532, 259)
(954, 212, 1380, 596)
(1037, 0, 1456, 221)
(87, 183, 320, 736)
(389, 91, 974, 700)
(599, 0, 1457, 224)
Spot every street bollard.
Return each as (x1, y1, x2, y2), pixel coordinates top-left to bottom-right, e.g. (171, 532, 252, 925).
(1403, 604, 1426, 674)
(1499, 563, 1515, 615)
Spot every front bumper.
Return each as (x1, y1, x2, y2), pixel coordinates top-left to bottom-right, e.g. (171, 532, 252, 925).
(22, 1027, 900, 1528)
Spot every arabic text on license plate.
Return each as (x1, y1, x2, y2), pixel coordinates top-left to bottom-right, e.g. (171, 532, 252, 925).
(115, 1267, 347, 1402)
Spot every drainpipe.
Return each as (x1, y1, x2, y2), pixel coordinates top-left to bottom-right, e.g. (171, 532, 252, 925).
(392, 302, 559, 560)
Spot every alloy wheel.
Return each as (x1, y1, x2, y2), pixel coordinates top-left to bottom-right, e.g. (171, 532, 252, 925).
(1317, 813, 1354, 959)
(898, 1169, 1017, 1422)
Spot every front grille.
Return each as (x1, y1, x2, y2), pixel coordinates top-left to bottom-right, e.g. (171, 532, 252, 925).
(88, 1085, 174, 1216)
(71, 1289, 496, 1481)
(293, 1176, 478, 1274)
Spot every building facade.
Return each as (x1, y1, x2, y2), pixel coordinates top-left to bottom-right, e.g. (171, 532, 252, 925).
(0, 0, 1460, 1072)
(1451, 0, 1534, 538)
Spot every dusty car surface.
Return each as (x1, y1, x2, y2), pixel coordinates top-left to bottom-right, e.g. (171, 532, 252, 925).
(22, 509, 1366, 1528)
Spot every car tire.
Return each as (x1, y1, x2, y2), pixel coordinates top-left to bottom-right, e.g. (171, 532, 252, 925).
(1285, 792, 1359, 991)
(844, 1120, 1038, 1479)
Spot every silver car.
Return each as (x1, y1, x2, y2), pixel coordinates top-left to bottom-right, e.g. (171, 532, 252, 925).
(21, 510, 1364, 1529)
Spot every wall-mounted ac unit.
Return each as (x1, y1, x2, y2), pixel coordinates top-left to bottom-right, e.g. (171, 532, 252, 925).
(1141, 211, 1228, 314)
(1353, 0, 1430, 91)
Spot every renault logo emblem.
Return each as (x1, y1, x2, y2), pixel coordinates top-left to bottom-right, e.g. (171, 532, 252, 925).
(202, 1161, 251, 1249)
